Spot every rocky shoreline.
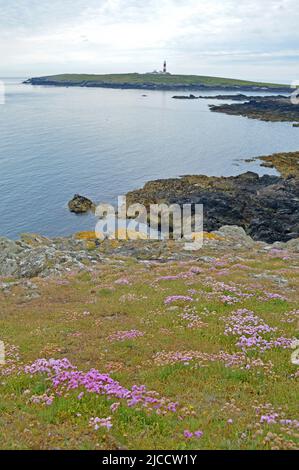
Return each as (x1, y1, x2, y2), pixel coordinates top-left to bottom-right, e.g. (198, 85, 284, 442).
(209, 95, 299, 124)
(172, 93, 299, 125)
(65, 151, 299, 246)
(126, 152, 299, 244)
(173, 93, 288, 101)
(1, 226, 298, 280)
(1, 152, 298, 280)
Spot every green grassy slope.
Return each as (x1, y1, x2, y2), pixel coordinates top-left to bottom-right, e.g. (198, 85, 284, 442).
(39, 73, 287, 88)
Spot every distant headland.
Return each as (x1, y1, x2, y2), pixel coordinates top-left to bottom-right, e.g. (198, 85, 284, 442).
(23, 73, 291, 93)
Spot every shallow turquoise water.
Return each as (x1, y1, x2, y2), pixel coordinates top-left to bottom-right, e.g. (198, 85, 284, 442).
(0, 78, 298, 238)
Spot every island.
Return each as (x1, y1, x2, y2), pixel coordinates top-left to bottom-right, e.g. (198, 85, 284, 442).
(24, 73, 291, 93)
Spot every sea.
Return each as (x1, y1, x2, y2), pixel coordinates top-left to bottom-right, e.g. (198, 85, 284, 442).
(0, 77, 298, 239)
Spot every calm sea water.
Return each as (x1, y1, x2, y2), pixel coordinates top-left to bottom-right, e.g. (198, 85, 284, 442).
(0, 78, 298, 239)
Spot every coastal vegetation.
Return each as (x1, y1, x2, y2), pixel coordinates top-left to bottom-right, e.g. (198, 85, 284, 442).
(0, 227, 298, 450)
(247, 152, 299, 179)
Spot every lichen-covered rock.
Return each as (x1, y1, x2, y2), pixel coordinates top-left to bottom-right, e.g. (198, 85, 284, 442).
(0, 229, 298, 279)
(68, 194, 94, 213)
(0, 238, 21, 276)
(0, 236, 104, 278)
(213, 226, 256, 248)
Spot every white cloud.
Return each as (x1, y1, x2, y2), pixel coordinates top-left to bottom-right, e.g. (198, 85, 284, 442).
(0, 0, 298, 82)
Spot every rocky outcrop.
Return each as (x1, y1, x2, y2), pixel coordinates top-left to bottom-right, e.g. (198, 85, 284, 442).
(172, 94, 199, 99)
(126, 170, 299, 244)
(1, 228, 298, 279)
(209, 96, 299, 123)
(0, 234, 104, 278)
(68, 194, 95, 213)
(173, 94, 289, 101)
(199, 94, 287, 101)
(246, 151, 299, 179)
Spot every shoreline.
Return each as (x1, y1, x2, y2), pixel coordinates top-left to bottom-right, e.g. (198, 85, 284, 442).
(209, 96, 299, 124)
(1, 151, 297, 248)
(172, 94, 299, 125)
(125, 151, 299, 244)
(1, 223, 299, 279)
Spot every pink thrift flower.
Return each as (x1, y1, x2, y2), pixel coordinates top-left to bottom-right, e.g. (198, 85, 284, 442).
(110, 402, 120, 413)
(108, 330, 144, 342)
(165, 295, 193, 305)
(115, 278, 130, 285)
(90, 416, 113, 431)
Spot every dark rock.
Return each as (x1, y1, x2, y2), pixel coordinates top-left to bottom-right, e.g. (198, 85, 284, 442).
(197, 94, 287, 101)
(172, 94, 199, 100)
(126, 170, 299, 244)
(68, 194, 94, 214)
(209, 96, 299, 123)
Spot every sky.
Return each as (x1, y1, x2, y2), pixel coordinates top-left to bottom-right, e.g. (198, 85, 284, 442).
(0, 0, 298, 83)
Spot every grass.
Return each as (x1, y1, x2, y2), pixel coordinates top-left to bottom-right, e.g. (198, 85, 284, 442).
(38, 73, 287, 89)
(0, 242, 298, 450)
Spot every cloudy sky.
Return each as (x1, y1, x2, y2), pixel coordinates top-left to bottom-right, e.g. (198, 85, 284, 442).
(0, 0, 298, 83)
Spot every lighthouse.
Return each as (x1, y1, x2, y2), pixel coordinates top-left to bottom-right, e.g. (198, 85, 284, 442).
(146, 61, 169, 75)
